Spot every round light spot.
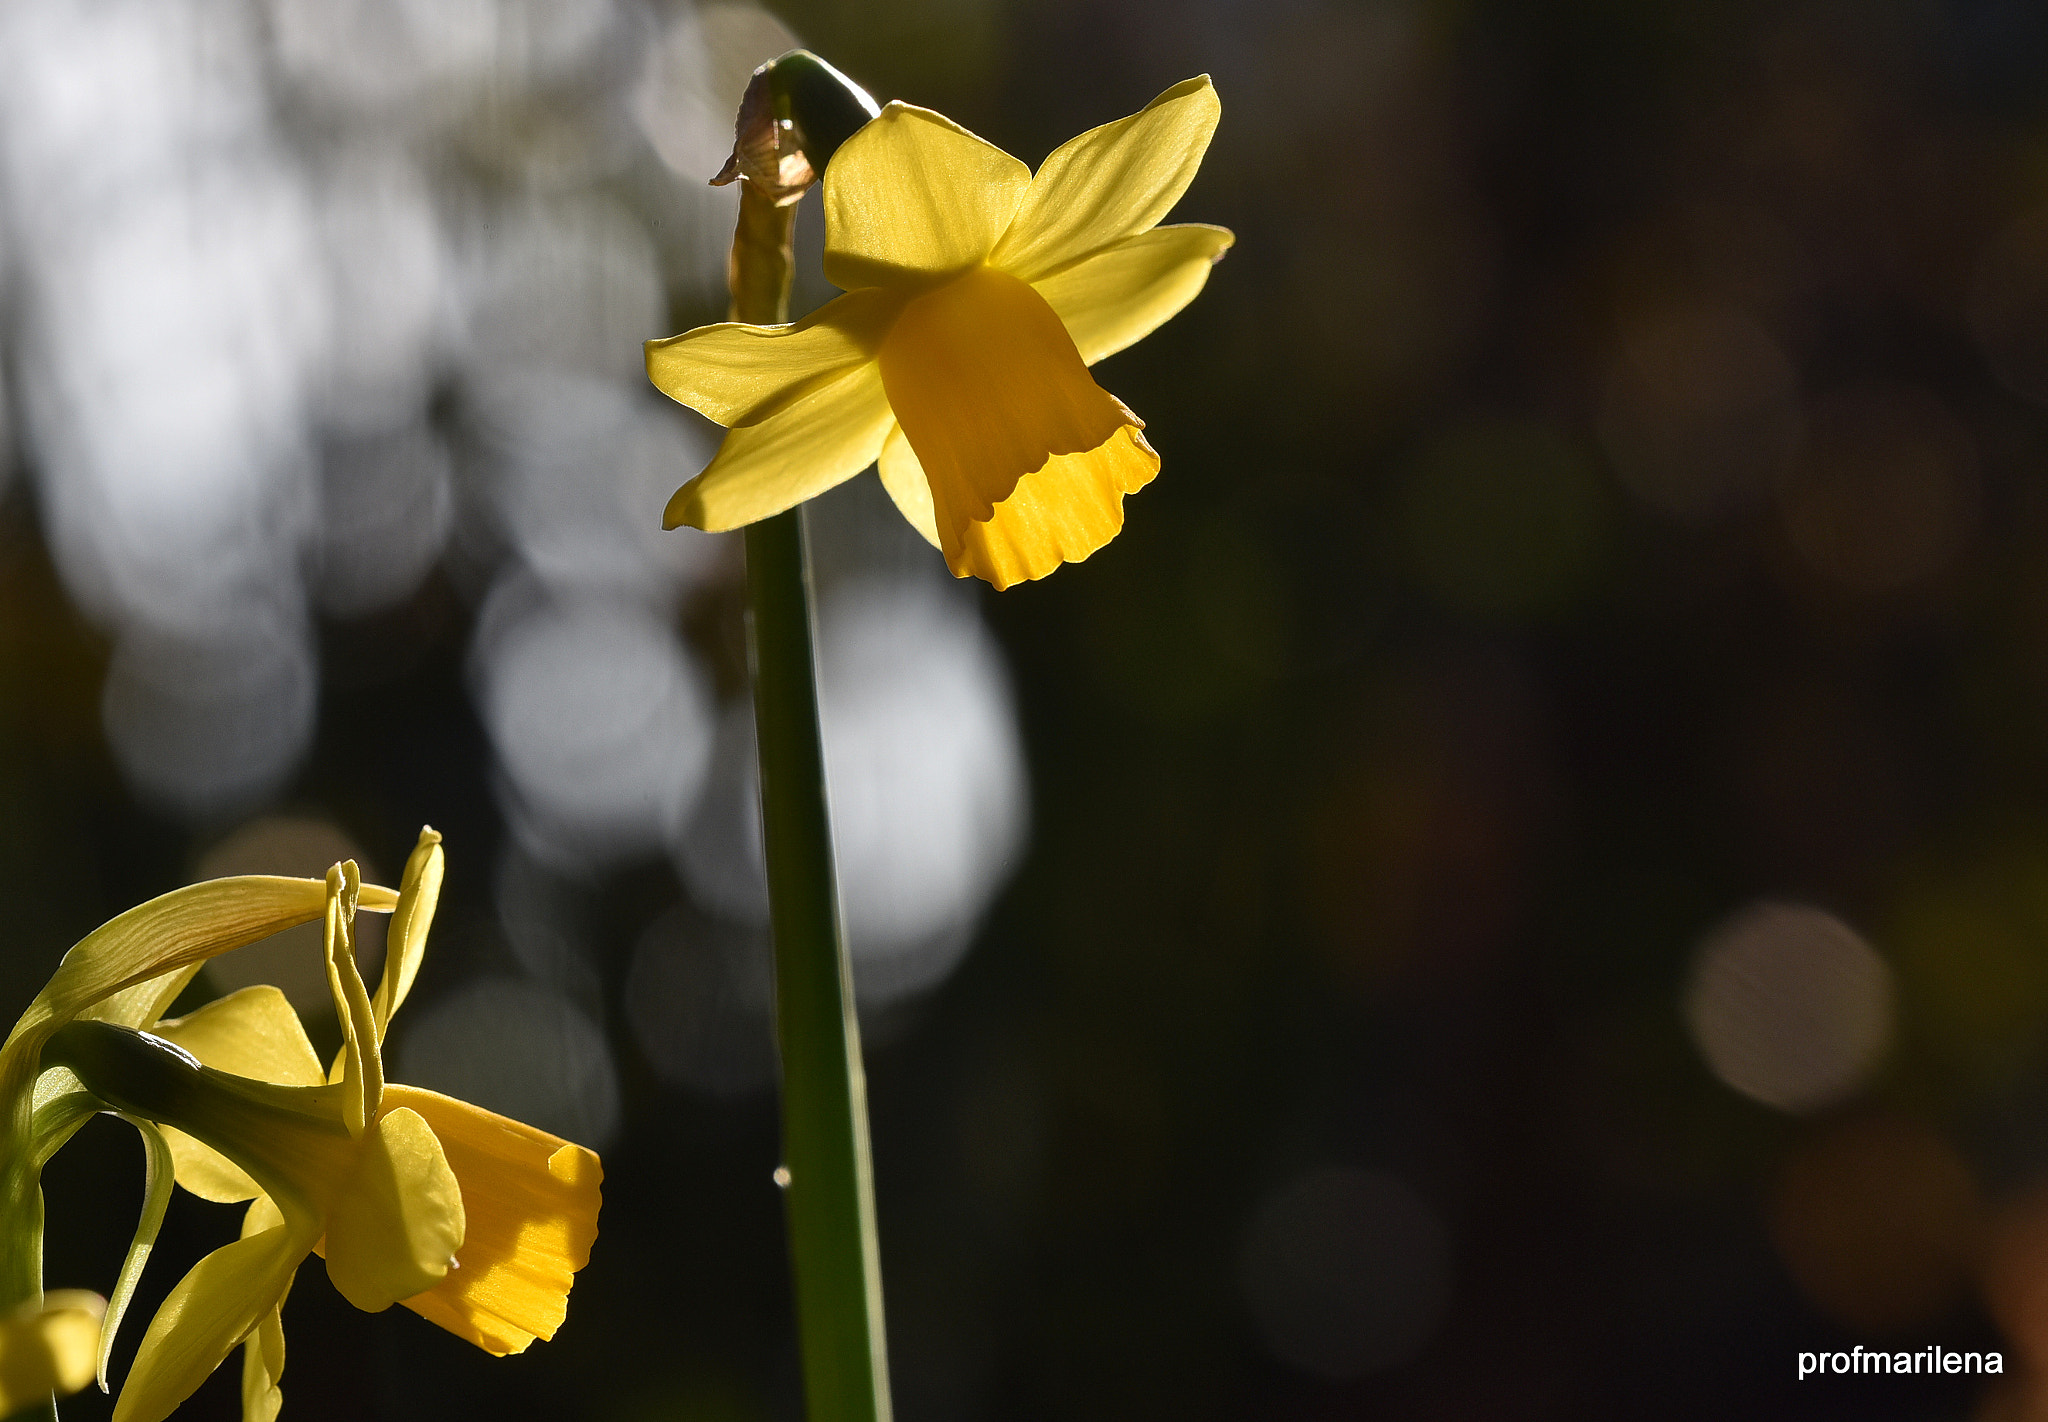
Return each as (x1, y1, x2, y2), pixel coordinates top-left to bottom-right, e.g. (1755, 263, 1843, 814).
(1240, 1167, 1453, 1378)
(396, 977, 619, 1150)
(1685, 901, 1892, 1113)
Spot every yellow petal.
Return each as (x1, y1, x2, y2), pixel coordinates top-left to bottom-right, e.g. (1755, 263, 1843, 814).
(239, 1306, 284, 1422)
(3, 877, 330, 1120)
(321, 1107, 465, 1313)
(823, 103, 1030, 290)
(645, 288, 900, 427)
(322, 863, 381, 1135)
(992, 76, 1221, 282)
(878, 264, 1134, 566)
(0, 1292, 104, 1417)
(1034, 223, 1236, 365)
(113, 1224, 309, 1422)
(369, 828, 444, 1042)
(663, 363, 893, 532)
(155, 986, 324, 1086)
(384, 1085, 601, 1356)
(876, 426, 941, 549)
(953, 424, 1158, 589)
(153, 978, 325, 1204)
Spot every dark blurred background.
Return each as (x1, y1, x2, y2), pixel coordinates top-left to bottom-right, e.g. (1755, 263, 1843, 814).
(10, 0, 2048, 1417)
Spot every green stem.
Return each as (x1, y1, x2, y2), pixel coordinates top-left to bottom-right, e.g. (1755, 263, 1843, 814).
(732, 181, 892, 1422)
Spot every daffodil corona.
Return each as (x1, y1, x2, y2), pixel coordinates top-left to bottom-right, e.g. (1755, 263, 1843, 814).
(648, 76, 1232, 589)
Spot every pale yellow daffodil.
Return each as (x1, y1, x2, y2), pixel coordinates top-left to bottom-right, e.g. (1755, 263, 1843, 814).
(648, 75, 1232, 589)
(48, 831, 603, 1422)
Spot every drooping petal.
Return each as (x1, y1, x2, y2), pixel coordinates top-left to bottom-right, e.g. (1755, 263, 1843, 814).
(664, 363, 894, 532)
(645, 288, 900, 427)
(876, 426, 941, 549)
(368, 828, 444, 1042)
(385, 1085, 601, 1356)
(878, 265, 1135, 571)
(954, 425, 1158, 589)
(991, 76, 1221, 282)
(823, 103, 1030, 290)
(321, 1107, 464, 1313)
(112, 1224, 309, 1422)
(0, 1291, 103, 1418)
(1034, 224, 1236, 365)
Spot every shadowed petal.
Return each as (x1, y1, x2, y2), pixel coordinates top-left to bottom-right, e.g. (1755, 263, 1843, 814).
(876, 426, 941, 549)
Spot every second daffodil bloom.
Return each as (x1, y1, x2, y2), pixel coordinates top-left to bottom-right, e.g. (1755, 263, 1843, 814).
(44, 830, 601, 1422)
(648, 76, 1232, 589)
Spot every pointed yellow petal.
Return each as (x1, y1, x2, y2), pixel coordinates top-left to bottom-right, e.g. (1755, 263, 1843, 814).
(239, 1305, 284, 1422)
(113, 1225, 308, 1422)
(646, 289, 900, 427)
(384, 1086, 601, 1356)
(879, 265, 1132, 553)
(663, 363, 893, 531)
(3, 877, 331, 1140)
(155, 986, 324, 1086)
(876, 426, 941, 549)
(152, 985, 324, 1202)
(322, 1107, 464, 1313)
(322, 863, 381, 1135)
(0, 1292, 104, 1417)
(823, 103, 1030, 289)
(992, 76, 1221, 282)
(1034, 224, 1235, 365)
(369, 828, 443, 1041)
(952, 425, 1157, 589)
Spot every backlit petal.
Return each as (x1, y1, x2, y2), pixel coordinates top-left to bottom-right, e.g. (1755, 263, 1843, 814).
(953, 425, 1158, 589)
(664, 363, 893, 532)
(876, 426, 941, 549)
(322, 863, 381, 1134)
(322, 1107, 464, 1313)
(646, 288, 900, 427)
(992, 76, 1221, 282)
(369, 829, 444, 1041)
(1034, 224, 1236, 365)
(879, 265, 1131, 564)
(3, 877, 330, 1124)
(823, 103, 1030, 290)
(153, 985, 325, 1202)
(0, 1292, 103, 1418)
(239, 1306, 284, 1422)
(113, 1225, 308, 1422)
(386, 1086, 601, 1356)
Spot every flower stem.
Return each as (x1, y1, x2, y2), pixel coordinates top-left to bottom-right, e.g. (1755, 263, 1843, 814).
(731, 180, 893, 1422)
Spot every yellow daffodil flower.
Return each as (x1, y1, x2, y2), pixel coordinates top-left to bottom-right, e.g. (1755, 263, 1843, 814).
(648, 75, 1232, 589)
(0, 1291, 103, 1417)
(1, 863, 357, 1418)
(45, 831, 601, 1422)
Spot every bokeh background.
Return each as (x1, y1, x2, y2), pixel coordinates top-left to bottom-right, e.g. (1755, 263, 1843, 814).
(8, 0, 2048, 1417)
